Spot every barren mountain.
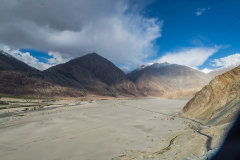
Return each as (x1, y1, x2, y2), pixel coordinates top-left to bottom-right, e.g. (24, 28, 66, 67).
(127, 62, 212, 96)
(182, 65, 240, 126)
(44, 53, 142, 97)
(208, 61, 240, 78)
(0, 51, 91, 97)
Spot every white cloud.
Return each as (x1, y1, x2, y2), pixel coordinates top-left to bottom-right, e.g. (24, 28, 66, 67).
(156, 46, 221, 68)
(201, 68, 212, 73)
(195, 8, 209, 16)
(1, 46, 65, 70)
(47, 51, 69, 64)
(0, 0, 162, 67)
(211, 53, 240, 67)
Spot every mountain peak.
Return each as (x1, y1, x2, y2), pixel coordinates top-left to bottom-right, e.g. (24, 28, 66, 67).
(86, 52, 102, 58)
(89, 52, 98, 55)
(151, 62, 171, 68)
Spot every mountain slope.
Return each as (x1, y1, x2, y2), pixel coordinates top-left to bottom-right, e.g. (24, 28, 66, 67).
(182, 65, 240, 126)
(127, 62, 212, 96)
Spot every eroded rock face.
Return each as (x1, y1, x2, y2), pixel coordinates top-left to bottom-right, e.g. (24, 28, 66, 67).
(182, 66, 240, 126)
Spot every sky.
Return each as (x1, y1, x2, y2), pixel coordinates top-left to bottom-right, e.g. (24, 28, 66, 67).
(0, 0, 240, 73)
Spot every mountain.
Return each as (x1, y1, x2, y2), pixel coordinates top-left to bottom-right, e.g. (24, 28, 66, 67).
(127, 62, 212, 96)
(0, 50, 90, 97)
(208, 61, 240, 78)
(182, 65, 240, 126)
(121, 69, 131, 75)
(0, 52, 141, 97)
(44, 53, 142, 97)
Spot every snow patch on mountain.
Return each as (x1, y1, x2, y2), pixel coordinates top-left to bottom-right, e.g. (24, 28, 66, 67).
(201, 68, 213, 74)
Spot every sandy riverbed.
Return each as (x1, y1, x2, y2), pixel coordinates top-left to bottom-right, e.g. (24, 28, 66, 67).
(0, 99, 190, 160)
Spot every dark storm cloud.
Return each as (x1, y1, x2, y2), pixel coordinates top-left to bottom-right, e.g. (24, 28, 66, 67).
(0, 0, 162, 68)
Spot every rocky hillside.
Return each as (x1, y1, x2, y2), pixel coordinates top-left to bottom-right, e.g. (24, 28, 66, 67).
(182, 66, 240, 126)
(127, 62, 211, 96)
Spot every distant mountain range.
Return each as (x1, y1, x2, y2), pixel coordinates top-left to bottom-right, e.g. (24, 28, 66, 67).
(1, 50, 234, 98)
(208, 61, 240, 78)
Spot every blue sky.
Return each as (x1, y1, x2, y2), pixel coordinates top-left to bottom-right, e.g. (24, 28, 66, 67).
(0, 0, 239, 72)
(146, 0, 240, 71)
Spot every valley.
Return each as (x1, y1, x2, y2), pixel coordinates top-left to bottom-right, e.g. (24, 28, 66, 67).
(0, 97, 232, 160)
(1, 1, 240, 159)
(0, 50, 240, 160)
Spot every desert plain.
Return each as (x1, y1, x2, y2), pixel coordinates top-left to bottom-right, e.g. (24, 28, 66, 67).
(0, 98, 230, 160)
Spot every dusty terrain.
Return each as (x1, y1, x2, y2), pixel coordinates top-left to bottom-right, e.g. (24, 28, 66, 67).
(159, 86, 204, 100)
(0, 98, 232, 160)
(0, 98, 183, 160)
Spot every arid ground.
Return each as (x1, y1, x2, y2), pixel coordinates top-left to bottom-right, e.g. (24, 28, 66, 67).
(0, 98, 189, 160)
(0, 98, 230, 160)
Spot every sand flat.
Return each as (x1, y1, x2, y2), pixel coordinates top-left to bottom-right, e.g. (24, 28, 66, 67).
(0, 99, 188, 160)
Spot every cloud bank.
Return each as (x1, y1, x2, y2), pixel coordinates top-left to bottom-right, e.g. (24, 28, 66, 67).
(157, 46, 221, 68)
(211, 53, 240, 67)
(1, 46, 70, 70)
(0, 0, 162, 68)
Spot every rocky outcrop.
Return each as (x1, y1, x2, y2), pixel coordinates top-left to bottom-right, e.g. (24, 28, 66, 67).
(182, 66, 240, 126)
